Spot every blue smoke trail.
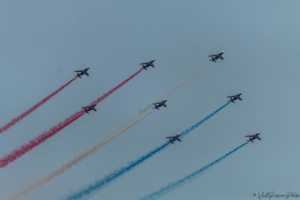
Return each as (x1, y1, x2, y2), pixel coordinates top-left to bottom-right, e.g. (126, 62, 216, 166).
(180, 102, 230, 138)
(65, 142, 170, 200)
(65, 102, 230, 200)
(140, 141, 249, 200)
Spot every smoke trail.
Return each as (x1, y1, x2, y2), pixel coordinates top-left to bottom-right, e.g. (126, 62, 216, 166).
(4, 112, 152, 200)
(0, 77, 77, 134)
(0, 112, 84, 168)
(140, 142, 249, 200)
(139, 63, 210, 114)
(65, 142, 170, 200)
(0, 69, 143, 168)
(100, 64, 209, 139)
(90, 69, 143, 106)
(180, 102, 230, 138)
(64, 102, 229, 200)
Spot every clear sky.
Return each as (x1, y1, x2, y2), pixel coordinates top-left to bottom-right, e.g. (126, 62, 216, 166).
(0, 0, 299, 200)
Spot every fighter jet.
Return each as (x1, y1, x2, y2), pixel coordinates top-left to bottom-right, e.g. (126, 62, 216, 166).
(152, 99, 167, 110)
(74, 67, 90, 78)
(209, 51, 224, 62)
(140, 60, 155, 70)
(82, 104, 97, 114)
(166, 133, 181, 144)
(227, 92, 242, 103)
(245, 132, 261, 143)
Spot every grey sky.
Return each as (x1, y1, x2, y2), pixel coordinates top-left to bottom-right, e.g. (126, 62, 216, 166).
(0, 1, 299, 200)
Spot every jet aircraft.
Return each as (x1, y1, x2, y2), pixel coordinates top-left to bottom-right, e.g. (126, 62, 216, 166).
(245, 132, 261, 143)
(166, 133, 181, 144)
(152, 99, 167, 110)
(209, 51, 224, 62)
(74, 67, 90, 78)
(140, 60, 155, 70)
(82, 104, 97, 114)
(227, 92, 242, 103)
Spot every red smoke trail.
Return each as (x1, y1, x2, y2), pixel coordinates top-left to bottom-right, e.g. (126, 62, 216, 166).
(90, 69, 143, 105)
(0, 111, 84, 168)
(0, 77, 77, 134)
(0, 69, 143, 168)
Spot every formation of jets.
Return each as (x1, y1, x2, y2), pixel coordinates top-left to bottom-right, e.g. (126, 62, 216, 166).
(74, 55, 261, 144)
(152, 99, 167, 110)
(162, 92, 260, 144)
(74, 67, 90, 78)
(82, 104, 97, 114)
(209, 51, 224, 62)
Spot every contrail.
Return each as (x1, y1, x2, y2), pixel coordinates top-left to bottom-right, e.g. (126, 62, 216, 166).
(0, 69, 143, 168)
(64, 102, 229, 200)
(4, 111, 152, 200)
(0, 77, 77, 134)
(180, 102, 230, 138)
(0, 112, 84, 168)
(140, 142, 249, 200)
(90, 69, 143, 106)
(65, 142, 170, 200)
(139, 63, 210, 114)
(101, 63, 210, 138)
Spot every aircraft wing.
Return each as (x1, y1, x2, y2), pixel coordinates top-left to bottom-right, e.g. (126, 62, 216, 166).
(85, 72, 89, 76)
(227, 95, 235, 98)
(166, 136, 174, 139)
(257, 136, 261, 140)
(245, 135, 252, 137)
(74, 70, 83, 72)
(237, 97, 242, 100)
(177, 138, 181, 142)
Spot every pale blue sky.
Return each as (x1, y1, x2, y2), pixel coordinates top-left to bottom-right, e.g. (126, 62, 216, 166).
(0, 1, 299, 200)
